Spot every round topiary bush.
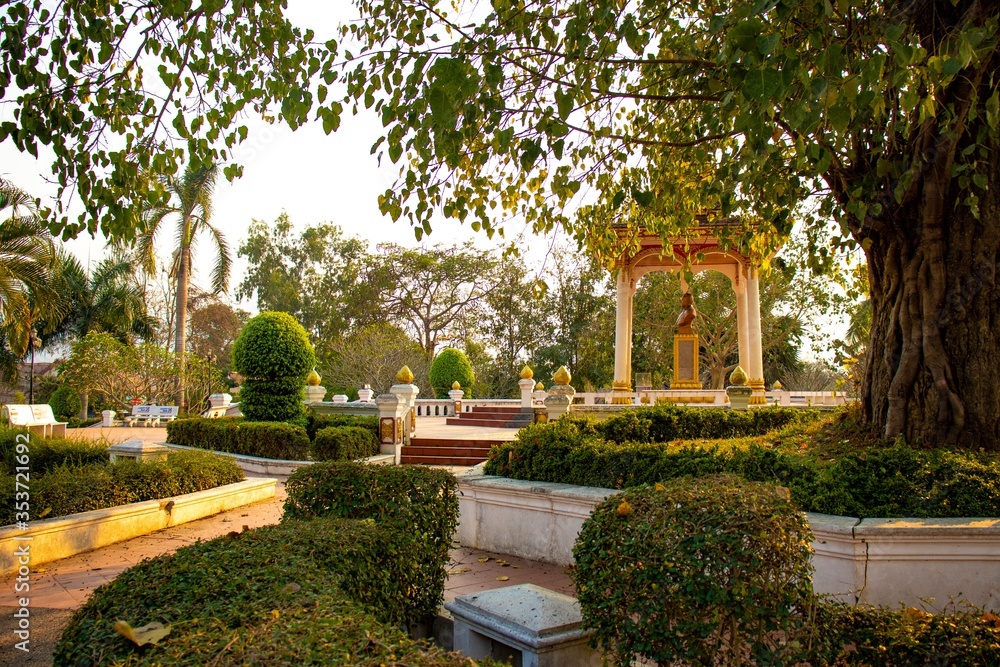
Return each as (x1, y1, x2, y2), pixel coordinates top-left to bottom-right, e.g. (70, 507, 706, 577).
(232, 312, 315, 422)
(429, 347, 474, 398)
(48, 385, 82, 420)
(573, 475, 814, 666)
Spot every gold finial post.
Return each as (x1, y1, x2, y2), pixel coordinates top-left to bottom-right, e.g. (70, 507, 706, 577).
(396, 365, 414, 384)
(306, 369, 322, 386)
(729, 366, 748, 386)
(520, 365, 534, 380)
(553, 366, 572, 386)
(451, 380, 461, 390)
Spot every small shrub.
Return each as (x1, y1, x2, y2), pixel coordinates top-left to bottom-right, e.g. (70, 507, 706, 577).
(0, 451, 242, 525)
(48, 385, 82, 420)
(54, 517, 491, 666)
(284, 462, 459, 619)
(804, 600, 1000, 666)
(312, 425, 379, 461)
(429, 347, 475, 398)
(166, 417, 310, 460)
(232, 311, 315, 421)
(0, 427, 109, 475)
(305, 412, 378, 441)
(573, 475, 814, 666)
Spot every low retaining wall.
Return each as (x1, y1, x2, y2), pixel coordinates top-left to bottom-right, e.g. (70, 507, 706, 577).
(161, 442, 394, 479)
(457, 467, 1000, 611)
(0, 478, 277, 575)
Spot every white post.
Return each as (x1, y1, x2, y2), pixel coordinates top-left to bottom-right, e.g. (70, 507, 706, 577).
(613, 268, 634, 403)
(746, 269, 766, 405)
(519, 378, 535, 408)
(734, 269, 750, 378)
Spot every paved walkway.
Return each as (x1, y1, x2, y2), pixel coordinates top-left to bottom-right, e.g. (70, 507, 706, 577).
(0, 476, 571, 666)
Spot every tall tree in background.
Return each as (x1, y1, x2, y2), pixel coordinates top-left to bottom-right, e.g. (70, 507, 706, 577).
(187, 291, 248, 374)
(237, 215, 384, 368)
(136, 163, 230, 408)
(340, 0, 1000, 448)
(374, 242, 498, 357)
(532, 251, 615, 390)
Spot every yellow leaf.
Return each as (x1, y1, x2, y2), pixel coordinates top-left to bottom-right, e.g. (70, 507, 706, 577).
(902, 607, 930, 623)
(114, 620, 172, 647)
(496, 576, 509, 581)
(477, 557, 490, 563)
(654, 483, 666, 492)
(271, 610, 280, 620)
(616, 500, 633, 517)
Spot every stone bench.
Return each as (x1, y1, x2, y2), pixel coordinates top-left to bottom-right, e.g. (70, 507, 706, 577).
(445, 584, 600, 667)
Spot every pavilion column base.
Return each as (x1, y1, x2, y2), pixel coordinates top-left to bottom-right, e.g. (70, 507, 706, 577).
(611, 381, 634, 405)
(748, 379, 767, 405)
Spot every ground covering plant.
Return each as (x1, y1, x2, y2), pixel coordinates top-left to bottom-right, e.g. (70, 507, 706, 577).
(312, 426, 380, 462)
(231, 311, 315, 422)
(573, 475, 1000, 666)
(0, 427, 108, 474)
(0, 449, 242, 525)
(54, 462, 481, 666)
(485, 408, 1000, 518)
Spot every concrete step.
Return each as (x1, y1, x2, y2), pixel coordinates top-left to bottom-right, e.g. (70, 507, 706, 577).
(444, 417, 530, 428)
(409, 438, 503, 448)
(401, 454, 490, 466)
(403, 446, 494, 458)
(467, 406, 532, 415)
(452, 410, 534, 422)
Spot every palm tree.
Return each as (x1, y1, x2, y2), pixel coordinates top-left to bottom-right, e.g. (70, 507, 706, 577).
(0, 178, 58, 382)
(136, 163, 230, 409)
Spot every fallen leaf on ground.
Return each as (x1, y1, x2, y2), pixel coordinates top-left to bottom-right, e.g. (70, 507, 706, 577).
(477, 557, 490, 563)
(496, 576, 509, 581)
(114, 621, 171, 647)
(447, 567, 472, 575)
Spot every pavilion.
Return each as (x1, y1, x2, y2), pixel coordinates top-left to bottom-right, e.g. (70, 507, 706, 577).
(604, 217, 769, 405)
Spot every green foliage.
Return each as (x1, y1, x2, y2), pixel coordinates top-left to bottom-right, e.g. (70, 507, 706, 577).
(284, 461, 459, 619)
(805, 600, 1000, 666)
(485, 414, 1000, 518)
(3, 2, 331, 240)
(166, 418, 310, 460)
(0, 450, 242, 525)
(573, 476, 814, 666)
(429, 347, 475, 398)
(305, 413, 379, 442)
(48, 385, 81, 420)
(232, 311, 315, 421)
(312, 426, 380, 461)
(0, 427, 109, 475)
(54, 517, 492, 666)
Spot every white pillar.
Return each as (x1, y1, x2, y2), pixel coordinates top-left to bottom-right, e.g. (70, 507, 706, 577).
(613, 268, 633, 389)
(745, 268, 766, 404)
(734, 270, 749, 377)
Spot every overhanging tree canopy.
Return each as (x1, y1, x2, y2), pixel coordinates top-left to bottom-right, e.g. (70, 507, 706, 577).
(337, 0, 999, 448)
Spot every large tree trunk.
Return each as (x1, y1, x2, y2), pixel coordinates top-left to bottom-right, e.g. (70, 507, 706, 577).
(862, 141, 1000, 450)
(174, 246, 190, 411)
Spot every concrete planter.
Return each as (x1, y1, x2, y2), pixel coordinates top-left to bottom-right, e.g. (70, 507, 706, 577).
(0, 478, 277, 576)
(457, 467, 1000, 611)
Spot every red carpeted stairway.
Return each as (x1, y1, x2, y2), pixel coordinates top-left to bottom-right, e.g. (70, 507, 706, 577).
(400, 437, 504, 466)
(445, 405, 535, 428)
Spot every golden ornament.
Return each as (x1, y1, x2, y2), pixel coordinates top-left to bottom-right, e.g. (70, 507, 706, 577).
(396, 365, 414, 384)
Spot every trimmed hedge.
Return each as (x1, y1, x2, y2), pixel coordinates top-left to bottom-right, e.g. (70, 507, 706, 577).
(0, 450, 243, 525)
(48, 385, 82, 420)
(574, 476, 814, 665)
(284, 462, 458, 619)
(166, 417, 310, 460)
(0, 427, 109, 475)
(485, 419, 1000, 518)
(313, 426, 379, 461)
(305, 412, 378, 442)
(232, 311, 315, 422)
(808, 600, 1000, 665)
(54, 517, 499, 666)
(429, 347, 474, 398)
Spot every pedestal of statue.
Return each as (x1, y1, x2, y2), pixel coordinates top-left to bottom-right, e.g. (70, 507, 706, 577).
(671, 333, 702, 390)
